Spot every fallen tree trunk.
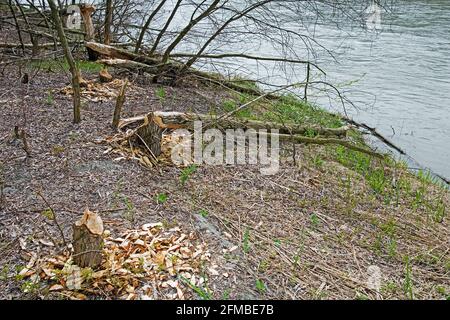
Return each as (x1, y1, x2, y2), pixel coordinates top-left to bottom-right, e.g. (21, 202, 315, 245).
(274, 133, 383, 159)
(87, 42, 277, 98)
(0, 41, 79, 49)
(118, 111, 351, 137)
(115, 111, 380, 160)
(86, 42, 162, 66)
(98, 58, 158, 73)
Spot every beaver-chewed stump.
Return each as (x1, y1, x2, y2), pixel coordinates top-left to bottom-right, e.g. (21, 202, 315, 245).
(135, 112, 164, 158)
(72, 209, 104, 268)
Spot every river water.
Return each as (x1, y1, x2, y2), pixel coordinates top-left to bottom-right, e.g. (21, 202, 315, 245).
(214, 0, 450, 180)
(307, 0, 450, 180)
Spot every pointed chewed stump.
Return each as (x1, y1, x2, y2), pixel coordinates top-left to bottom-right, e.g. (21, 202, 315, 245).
(118, 112, 165, 161)
(135, 112, 164, 159)
(72, 209, 104, 268)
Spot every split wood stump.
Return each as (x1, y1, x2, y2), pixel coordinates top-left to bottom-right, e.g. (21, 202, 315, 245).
(135, 112, 164, 159)
(72, 209, 104, 268)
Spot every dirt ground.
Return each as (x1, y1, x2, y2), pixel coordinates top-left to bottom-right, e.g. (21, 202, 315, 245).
(0, 64, 448, 300)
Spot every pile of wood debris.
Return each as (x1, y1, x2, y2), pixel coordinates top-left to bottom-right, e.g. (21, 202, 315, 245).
(104, 131, 193, 169)
(19, 222, 211, 300)
(59, 78, 131, 102)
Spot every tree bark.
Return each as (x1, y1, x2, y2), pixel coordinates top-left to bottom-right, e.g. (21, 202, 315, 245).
(135, 113, 164, 159)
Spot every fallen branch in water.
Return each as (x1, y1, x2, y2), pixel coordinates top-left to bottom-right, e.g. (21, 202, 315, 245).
(342, 116, 406, 155)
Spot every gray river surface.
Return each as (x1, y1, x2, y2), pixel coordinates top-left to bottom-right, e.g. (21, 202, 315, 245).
(308, 0, 450, 180)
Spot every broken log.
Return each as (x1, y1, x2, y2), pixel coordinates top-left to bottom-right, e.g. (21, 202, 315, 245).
(86, 42, 162, 67)
(115, 112, 382, 159)
(118, 111, 351, 137)
(87, 42, 276, 97)
(72, 209, 104, 268)
(98, 58, 158, 74)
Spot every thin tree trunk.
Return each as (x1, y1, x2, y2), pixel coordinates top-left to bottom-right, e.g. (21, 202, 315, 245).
(160, 0, 220, 64)
(8, 0, 24, 54)
(181, 0, 272, 72)
(48, 0, 81, 123)
(149, 0, 183, 55)
(14, 0, 36, 53)
(104, 0, 113, 45)
(135, 0, 167, 54)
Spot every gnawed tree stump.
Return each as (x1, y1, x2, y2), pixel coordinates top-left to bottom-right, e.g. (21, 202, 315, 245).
(112, 79, 128, 128)
(134, 112, 164, 159)
(72, 209, 104, 268)
(99, 68, 113, 83)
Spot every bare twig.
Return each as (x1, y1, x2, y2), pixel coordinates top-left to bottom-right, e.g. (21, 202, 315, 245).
(35, 189, 67, 247)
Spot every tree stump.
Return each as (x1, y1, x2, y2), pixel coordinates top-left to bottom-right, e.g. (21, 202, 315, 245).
(99, 68, 113, 83)
(112, 79, 128, 129)
(135, 113, 163, 158)
(72, 209, 104, 268)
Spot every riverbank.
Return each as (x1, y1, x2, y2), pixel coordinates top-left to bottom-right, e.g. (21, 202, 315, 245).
(0, 58, 448, 300)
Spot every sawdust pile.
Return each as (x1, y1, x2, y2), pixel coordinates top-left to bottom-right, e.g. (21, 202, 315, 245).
(59, 78, 131, 102)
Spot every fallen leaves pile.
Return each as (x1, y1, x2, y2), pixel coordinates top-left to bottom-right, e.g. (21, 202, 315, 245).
(59, 78, 131, 102)
(20, 223, 212, 300)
